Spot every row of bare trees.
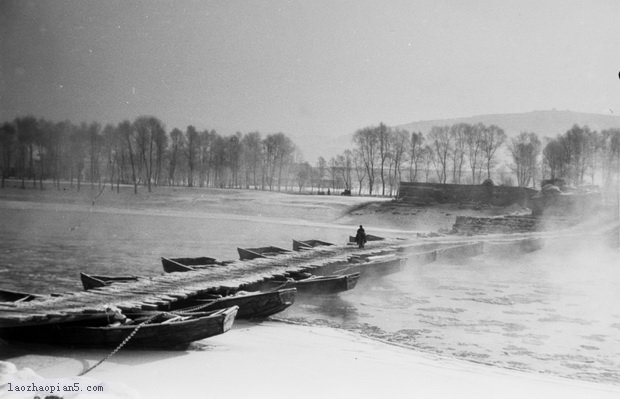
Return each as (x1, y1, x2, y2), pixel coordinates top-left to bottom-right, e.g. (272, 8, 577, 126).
(0, 116, 298, 193)
(322, 122, 509, 196)
(319, 122, 620, 194)
(542, 125, 620, 187)
(2, 115, 619, 196)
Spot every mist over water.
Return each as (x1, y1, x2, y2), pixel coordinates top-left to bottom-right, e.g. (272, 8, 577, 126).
(1, 194, 619, 385)
(279, 237, 620, 385)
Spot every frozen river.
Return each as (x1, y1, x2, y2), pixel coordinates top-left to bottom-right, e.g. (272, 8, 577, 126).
(1, 193, 619, 386)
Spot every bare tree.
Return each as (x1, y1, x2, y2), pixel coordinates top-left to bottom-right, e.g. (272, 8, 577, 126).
(509, 132, 541, 187)
(101, 123, 116, 190)
(352, 148, 367, 195)
(0, 122, 16, 188)
(262, 133, 294, 191)
(241, 132, 262, 189)
(108, 122, 127, 192)
(481, 125, 506, 181)
(295, 161, 312, 192)
(601, 129, 620, 188)
(153, 124, 168, 187)
(197, 129, 217, 187)
(408, 131, 424, 182)
(227, 133, 243, 188)
(428, 125, 452, 184)
(211, 134, 227, 187)
(87, 122, 103, 189)
(389, 129, 409, 194)
(316, 156, 327, 192)
(542, 125, 597, 186)
(185, 125, 199, 187)
(422, 145, 434, 182)
(14, 116, 39, 189)
(327, 157, 337, 190)
(168, 128, 184, 185)
(450, 123, 469, 184)
(543, 137, 567, 181)
(342, 149, 353, 190)
(377, 123, 389, 195)
(466, 123, 484, 184)
(563, 125, 594, 185)
(119, 120, 138, 194)
(353, 126, 378, 194)
(335, 150, 353, 191)
(133, 116, 166, 192)
(275, 134, 295, 191)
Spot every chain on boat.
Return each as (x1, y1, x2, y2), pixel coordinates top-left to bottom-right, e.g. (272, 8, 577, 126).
(78, 302, 224, 376)
(78, 311, 164, 376)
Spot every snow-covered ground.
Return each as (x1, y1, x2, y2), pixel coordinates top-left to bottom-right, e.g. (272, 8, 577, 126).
(3, 321, 620, 399)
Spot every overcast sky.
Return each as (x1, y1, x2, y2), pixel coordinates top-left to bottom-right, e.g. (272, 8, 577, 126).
(2, 0, 620, 159)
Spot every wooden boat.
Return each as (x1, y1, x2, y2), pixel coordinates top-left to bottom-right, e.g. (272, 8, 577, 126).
(0, 306, 238, 348)
(237, 246, 291, 260)
(323, 254, 408, 278)
(161, 256, 231, 273)
(0, 288, 42, 303)
(80, 273, 140, 290)
(292, 239, 334, 251)
(254, 272, 360, 295)
(183, 288, 297, 319)
(79, 271, 296, 319)
(348, 234, 384, 244)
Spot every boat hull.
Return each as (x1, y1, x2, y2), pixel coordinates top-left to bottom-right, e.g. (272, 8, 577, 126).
(187, 288, 297, 318)
(80, 273, 139, 290)
(348, 234, 384, 243)
(320, 255, 408, 278)
(292, 239, 334, 251)
(238, 246, 291, 260)
(264, 273, 360, 295)
(0, 307, 238, 348)
(0, 289, 41, 303)
(161, 257, 233, 273)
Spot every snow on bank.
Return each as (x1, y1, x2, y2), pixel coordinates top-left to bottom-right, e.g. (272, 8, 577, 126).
(6, 322, 619, 399)
(0, 360, 138, 399)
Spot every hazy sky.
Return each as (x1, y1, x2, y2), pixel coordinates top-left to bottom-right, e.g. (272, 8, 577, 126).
(2, 0, 620, 159)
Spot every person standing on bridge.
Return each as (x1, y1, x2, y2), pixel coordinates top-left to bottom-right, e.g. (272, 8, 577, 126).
(355, 225, 367, 249)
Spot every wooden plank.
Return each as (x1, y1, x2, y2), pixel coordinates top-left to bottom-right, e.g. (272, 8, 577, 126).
(0, 239, 406, 326)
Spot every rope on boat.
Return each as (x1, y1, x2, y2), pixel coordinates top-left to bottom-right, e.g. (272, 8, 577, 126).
(78, 312, 163, 376)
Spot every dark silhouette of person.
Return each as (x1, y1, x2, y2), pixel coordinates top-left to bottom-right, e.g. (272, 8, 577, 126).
(355, 225, 367, 248)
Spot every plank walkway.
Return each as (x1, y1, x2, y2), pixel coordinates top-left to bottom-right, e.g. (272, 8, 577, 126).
(3, 222, 616, 328)
(0, 240, 404, 328)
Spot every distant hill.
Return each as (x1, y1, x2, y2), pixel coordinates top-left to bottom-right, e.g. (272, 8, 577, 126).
(394, 110, 620, 138)
(297, 110, 620, 162)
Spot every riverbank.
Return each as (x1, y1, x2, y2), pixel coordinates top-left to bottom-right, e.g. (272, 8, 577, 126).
(3, 321, 620, 399)
(0, 183, 518, 233)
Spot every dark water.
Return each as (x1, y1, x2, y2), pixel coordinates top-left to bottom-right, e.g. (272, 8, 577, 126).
(1, 205, 619, 385)
(0, 205, 351, 293)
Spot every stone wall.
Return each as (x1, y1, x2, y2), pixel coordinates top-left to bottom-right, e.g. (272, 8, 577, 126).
(398, 182, 537, 207)
(451, 215, 540, 235)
